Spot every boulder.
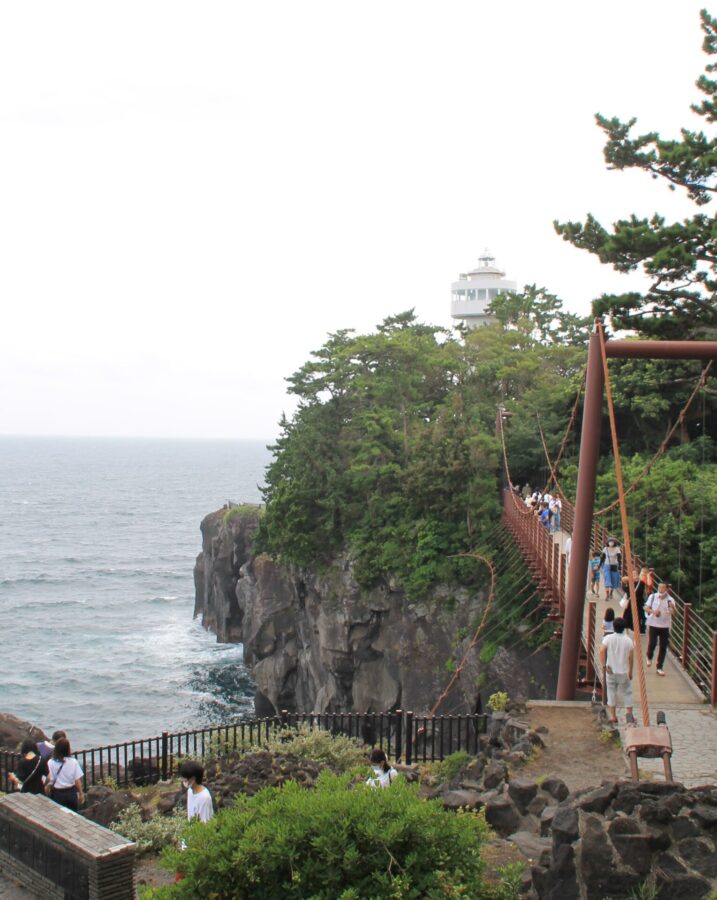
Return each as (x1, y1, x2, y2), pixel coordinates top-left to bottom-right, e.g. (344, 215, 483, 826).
(507, 830, 551, 866)
(576, 782, 617, 814)
(551, 805, 579, 847)
(541, 774, 569, 803)
(0, 712, 47, 751)
(508, 779, 539, 814)
(441, 789, 484, 811)
(484, 795, 521, 837)
(482, 760, 508, 790)
(531, 780, 717, 900)
(540, 805, 557, 836)
(82, 790, 136, 827)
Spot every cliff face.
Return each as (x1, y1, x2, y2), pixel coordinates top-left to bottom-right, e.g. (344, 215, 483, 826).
(194, 507, 487, 717)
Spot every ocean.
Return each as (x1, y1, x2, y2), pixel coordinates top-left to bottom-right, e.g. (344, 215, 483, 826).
(0, 436, 272, 750)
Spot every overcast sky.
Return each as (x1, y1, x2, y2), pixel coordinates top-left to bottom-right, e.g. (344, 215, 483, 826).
(0, 1, 709, 439)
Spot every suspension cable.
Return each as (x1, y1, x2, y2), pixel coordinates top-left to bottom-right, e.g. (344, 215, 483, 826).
(594, 360, 713, 518)
(429, 551, 496, 717)
(597, 322, 650, 727)
(541, 367, 586, 496)
(537, 414, 573, 503)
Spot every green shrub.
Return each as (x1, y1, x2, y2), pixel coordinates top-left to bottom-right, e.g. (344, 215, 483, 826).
(222, 504, 263, 526)
(110, 805, 186, 856)
(487, 691, 509, 712)
(252, 723, 369, 772)
(431, 750, 472, 784)
(149, 772, 488, 898)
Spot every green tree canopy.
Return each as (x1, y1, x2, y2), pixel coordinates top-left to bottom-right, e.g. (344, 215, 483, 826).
(554, 9, 717, 340)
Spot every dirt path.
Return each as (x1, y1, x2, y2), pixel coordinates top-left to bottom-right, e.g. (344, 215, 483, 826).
(518, 704, 627, 792)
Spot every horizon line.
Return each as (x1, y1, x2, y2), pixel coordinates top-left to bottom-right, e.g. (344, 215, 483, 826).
(0, 432, 275, 443)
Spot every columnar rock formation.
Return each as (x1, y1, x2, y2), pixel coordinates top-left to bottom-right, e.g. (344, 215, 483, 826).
(194, 507, 486, 716)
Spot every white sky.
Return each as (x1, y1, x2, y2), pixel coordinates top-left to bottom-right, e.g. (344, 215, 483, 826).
(0, 1, 710, 439)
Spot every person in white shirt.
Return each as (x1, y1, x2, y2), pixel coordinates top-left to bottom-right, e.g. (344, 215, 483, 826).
(645, 583, 675, 676)
(599, 618, 634, 725)
(46, 737, 84, 811)
(366, 749, 398, 789)
(179, 761, 214, 823)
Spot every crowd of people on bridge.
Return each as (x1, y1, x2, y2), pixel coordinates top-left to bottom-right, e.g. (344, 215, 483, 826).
(515, 481, 680, 713)
(518, 485, 563, 534)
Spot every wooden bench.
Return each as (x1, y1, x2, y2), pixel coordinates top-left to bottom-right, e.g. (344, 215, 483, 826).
(0, 793, 135, 899)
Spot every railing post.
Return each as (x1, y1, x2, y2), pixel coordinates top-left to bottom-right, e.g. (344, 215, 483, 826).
(394, 710, 403, 763)
(553, 544, 560, 604)
(681, 604, 692, 672)
(712, 633, 717, 707)
(586, 602, 596, 683)
(405, 711, 413, 765)
(281, 709, 289, 729)
(161, 732, 168, 782)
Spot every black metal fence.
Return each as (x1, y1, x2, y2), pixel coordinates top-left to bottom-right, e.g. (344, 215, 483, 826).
(0, 710, 487, 793)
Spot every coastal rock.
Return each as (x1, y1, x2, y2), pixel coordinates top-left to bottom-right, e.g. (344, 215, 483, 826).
(0, 713, 47, 752)
(532, 781, 717, 899)
(194, 508, 485, 716)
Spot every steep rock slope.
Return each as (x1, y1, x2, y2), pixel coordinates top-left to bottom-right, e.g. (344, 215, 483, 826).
(194, 507, 485, 716)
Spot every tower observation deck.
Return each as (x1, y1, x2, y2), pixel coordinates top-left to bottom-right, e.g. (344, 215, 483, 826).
(450, 249, 516, 329)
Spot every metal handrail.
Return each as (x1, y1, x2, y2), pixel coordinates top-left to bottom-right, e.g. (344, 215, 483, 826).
(503, 488, 716, 704)
(0, 709, 488, 794)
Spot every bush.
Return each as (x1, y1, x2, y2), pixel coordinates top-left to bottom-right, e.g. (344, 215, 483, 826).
(149, 772, 489, 898)
(431, 750, 472, 784)
(487, 691, 509, 712)
(110, 805, 186, 856)
(253, 723, 369, 772)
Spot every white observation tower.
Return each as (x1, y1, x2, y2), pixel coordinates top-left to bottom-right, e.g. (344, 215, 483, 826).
(450, 249, 516, 329)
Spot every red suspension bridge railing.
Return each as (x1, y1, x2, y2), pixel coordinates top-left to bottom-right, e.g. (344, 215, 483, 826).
(502, 489, 717, 705)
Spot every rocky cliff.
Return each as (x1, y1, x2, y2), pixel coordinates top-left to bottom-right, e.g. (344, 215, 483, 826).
(194, 505, 556, 717)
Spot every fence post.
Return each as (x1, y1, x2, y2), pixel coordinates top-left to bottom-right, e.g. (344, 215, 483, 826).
(394, 710, 403, 763)
(281, 709, 288, 729)
(404, 711, 413, 765)
(681, 604, 692, 672)
(586, 602, 596, 683)
(161, 732, 168, 782)
(712, 633, 717, 707)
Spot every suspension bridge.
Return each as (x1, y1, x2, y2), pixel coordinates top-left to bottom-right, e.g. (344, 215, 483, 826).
(498, 323, 717, 786)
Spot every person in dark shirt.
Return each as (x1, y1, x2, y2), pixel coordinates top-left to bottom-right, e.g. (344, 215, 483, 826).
(37, 729, 66, 762)
(9, 739, 49, 794)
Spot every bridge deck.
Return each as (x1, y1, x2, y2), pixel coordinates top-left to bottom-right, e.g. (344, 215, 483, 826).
(551, 530, 700, 707)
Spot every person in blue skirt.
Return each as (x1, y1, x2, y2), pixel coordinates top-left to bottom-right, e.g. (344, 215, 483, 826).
(600, 539, 622, 602)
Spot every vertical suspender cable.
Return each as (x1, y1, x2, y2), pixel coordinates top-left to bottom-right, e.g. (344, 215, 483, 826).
(597, 322, 650, 727)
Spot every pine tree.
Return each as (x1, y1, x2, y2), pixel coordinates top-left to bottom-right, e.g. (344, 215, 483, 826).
(555, 9, 717, 340)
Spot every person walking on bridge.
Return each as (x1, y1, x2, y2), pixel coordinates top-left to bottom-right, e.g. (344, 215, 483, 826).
(600, 539, 622, 602)
(645, 583, 675, 676)
(599, 617, 634, 725)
